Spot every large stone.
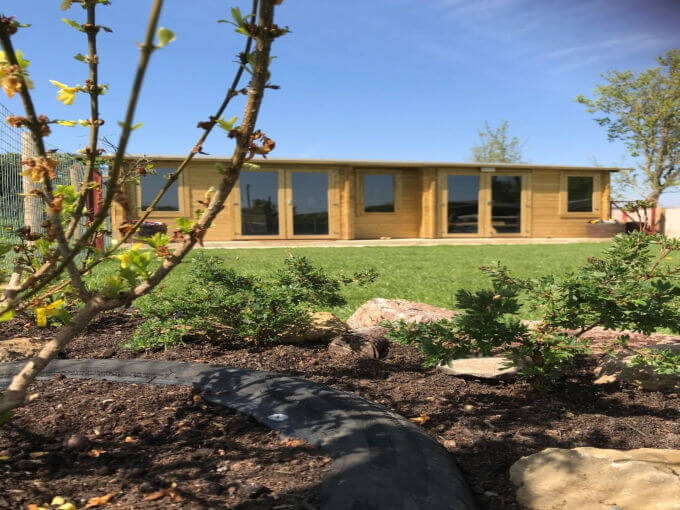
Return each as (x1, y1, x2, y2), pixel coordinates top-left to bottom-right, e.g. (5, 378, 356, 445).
(283, 311, 348, 344)
(437, 357, 518, 379)
(347, 298, 456, 329)
(510, 447, 680, 510)
(593, 342, 680, 392)
(0, 337, 43, 362)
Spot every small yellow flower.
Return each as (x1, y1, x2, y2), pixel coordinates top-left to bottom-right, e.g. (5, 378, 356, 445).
(49, 80, 79, 105)
(113, 243, 143, 269)
(35, 299, 64, 328)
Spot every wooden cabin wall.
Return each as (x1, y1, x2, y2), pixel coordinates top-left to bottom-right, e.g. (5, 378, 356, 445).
(353, 168, 422, 239)
(530, 169, 605, 237)
(116, 159, 613, 241)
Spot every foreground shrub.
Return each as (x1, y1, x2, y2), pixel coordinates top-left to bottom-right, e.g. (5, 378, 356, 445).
(386, 275, 528, 366)
(125, 254, 377, 350)
(387, 232, 680, 388)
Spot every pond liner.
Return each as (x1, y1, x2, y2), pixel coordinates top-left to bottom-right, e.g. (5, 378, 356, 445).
(0, 359, 478, 510)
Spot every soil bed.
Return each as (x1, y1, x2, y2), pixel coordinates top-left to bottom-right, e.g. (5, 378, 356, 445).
(0, 376, 330, 509)
(5, 311, 680, 509)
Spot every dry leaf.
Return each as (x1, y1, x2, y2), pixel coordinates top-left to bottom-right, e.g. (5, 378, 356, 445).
(88, 449, 107, 458)
(192, 394, 203, 403)
(123, 436, 138, 443)
(142, 483, 182, 502)
(29, 451, 48, 459)
(409, 414, 431, 425)
(84, 493, 115, 508)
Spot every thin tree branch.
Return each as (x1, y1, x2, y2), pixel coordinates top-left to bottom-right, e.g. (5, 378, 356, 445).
(66, 0, 101, 239)
(129, 0, 276, 300)
(0, 25, 89, 300)
(0, 0, 164, 314)
(115, 0, 259, 248)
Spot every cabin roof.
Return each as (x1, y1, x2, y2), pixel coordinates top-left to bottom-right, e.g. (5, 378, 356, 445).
(120, 155, 622, 172)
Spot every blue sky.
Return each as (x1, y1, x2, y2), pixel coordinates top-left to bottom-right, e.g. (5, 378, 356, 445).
(2, 0, 680, 198)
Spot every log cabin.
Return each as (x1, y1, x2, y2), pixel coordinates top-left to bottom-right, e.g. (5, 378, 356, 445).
(112, 157, 619, 241)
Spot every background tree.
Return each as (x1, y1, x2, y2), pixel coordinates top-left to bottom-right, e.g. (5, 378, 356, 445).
(471, 120, 523, 163)
(577, 49, 680, 206)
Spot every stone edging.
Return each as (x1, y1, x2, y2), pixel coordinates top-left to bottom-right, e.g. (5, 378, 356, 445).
(0, 359, 478, 510)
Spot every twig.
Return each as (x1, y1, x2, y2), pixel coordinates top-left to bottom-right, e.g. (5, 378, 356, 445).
(66, 0, 102, 239)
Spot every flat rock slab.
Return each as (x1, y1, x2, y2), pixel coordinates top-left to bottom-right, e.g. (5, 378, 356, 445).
(0, 359, 477, 510)
(438, 357, 518, 379)
(594, 342, 680, 392)
(348, 298, 457, 329)
(510, 447, 680, 510)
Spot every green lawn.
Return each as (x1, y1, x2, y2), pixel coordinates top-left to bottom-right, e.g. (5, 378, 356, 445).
(129, 243, 608, 319)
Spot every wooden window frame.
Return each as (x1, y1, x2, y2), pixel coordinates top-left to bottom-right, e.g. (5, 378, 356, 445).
(559, 172, 601, 218)
(285, 168, 338, 239)
(234, 168, 287, 239)
(438, 169, 532, 238)
(136, 166, 189, 219)
(356, 169, 402, 216)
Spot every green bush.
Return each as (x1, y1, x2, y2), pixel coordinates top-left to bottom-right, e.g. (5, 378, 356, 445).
(387, 232, 680, 388)
(124, 253, 377, 350)
(386, 273, 528, 366)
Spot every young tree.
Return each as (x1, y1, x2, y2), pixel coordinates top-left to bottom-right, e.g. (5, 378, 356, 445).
(577, 49, 680, 206)
(0, 0, 286, 417)
(471, 120, 523, 163)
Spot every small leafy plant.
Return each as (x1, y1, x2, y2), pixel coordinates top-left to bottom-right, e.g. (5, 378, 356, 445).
(387, 232, 680, 389)
(386, 274, 528, 366)
(125, 253, 376, 350)
(630, 348, 680, 375)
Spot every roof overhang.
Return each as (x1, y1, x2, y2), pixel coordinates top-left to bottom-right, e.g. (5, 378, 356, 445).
(116, 155, 622, 172)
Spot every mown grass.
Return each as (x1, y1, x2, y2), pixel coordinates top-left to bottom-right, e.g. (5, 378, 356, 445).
(91, 243, 608, 319)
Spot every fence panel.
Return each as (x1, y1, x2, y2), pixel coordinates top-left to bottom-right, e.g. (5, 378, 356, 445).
(0, 102, 24, 240)
(0, 102, 109, 246)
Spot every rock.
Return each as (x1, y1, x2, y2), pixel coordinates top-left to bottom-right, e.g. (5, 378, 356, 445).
(63, 434, 90, 451)
(283, 312, 348, 344)
(347, 298, 456, 329)
(594, 343, 680, 392)
(437, 356, 519, 379)
(510, 447, 680, 510)
(0, 337, 44, 362)
(328, 332, 389, 360)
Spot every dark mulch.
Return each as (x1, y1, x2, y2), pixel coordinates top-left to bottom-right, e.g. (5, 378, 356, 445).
(5, 311, 680, 509)
(0, 376, 330, 509)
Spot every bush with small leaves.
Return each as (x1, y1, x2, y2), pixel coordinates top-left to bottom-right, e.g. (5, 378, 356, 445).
(386, 269, 529, 365)
(388, 232, 680, 389)
(126, 253, 376, 350)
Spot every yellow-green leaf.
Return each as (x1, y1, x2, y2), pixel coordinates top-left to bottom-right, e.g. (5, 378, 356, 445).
(156, 27, 176, 48)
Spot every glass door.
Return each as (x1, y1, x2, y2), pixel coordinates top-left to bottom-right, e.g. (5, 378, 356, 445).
(490, 175, 522, 234)
(446, 174, 480, 234)
(289, 171, 329, 236)
(238, 170, 282, 236)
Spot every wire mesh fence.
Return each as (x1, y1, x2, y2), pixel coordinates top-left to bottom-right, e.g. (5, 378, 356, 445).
(0, 102, 24, 240)
(0, 101, 109, 245)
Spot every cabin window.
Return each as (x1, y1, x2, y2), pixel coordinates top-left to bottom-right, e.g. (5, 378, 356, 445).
(363, 173, 395, 212)
(567, 176, 594, 212)
(141, 167, 180, 211)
